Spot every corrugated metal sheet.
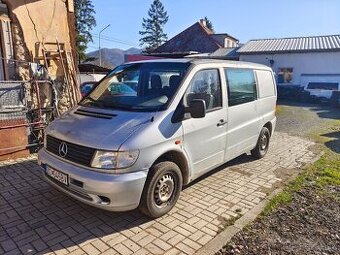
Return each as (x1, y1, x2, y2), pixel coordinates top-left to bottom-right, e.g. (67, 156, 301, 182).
(238, 35, 340, 54)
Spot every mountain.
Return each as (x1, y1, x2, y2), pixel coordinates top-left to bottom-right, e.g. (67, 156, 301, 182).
(86, 47, 142, 68)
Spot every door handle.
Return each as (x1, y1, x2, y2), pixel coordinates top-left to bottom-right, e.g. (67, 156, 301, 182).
(217, 119, 227, 126)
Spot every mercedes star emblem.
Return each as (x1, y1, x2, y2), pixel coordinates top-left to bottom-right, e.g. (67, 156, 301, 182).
(58, 142, 68, 158)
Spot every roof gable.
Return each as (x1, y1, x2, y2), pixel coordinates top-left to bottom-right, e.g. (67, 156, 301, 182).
(153, 22, 222, 54)
(238, 35, 340, 54)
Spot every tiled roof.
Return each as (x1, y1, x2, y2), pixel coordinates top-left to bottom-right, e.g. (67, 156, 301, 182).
(238, 35, 340, 54)
(153, 22, 221, 54)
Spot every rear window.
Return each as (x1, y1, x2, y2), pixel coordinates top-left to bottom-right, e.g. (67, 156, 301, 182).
(306, 82, 339, 90)
(256, 70, 275, 98)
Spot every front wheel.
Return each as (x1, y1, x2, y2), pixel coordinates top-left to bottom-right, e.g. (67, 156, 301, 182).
(139, 161, 183, 218)
(251, 127, 271, 159)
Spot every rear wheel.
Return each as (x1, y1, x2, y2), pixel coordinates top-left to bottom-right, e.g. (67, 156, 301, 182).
(139, 161, 182, 218)
(251, 127, 271, 159)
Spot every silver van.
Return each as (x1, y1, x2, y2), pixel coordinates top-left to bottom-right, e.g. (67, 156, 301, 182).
(38, 59, 277, 218)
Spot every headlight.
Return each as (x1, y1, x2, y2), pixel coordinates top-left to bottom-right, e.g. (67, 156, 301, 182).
(91, 150, 139, 169)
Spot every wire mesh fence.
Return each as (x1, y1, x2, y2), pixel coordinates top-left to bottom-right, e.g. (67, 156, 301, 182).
(0, 81, 27, 128)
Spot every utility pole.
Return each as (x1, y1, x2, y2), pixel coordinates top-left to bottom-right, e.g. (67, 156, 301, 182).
(99, 24, 110, 66)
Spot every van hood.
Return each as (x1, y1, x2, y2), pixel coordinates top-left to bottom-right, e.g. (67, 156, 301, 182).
(46, 106, 154, 150)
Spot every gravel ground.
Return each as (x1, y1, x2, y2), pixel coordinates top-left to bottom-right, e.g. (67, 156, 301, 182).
(276, 101, 340, 138)
(217, 101, 340, 255)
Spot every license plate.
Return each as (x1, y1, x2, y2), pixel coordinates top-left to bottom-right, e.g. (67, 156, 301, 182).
(46, 167, 69, 186)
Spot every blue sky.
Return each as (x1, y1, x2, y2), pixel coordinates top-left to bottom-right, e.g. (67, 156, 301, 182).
(87, 0, 340, 52)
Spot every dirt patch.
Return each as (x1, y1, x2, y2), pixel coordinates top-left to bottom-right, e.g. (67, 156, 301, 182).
(217, 185, 340, 255)
(273, 167, 301, 182)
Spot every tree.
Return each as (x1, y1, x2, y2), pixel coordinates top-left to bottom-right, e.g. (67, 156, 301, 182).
(74, 0, 96, 61)
(203, 16, 214, 33)
(139, 0, 169, 52)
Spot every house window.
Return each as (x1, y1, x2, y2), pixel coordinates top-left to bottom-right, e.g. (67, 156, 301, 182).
(278, 68, 293, 84)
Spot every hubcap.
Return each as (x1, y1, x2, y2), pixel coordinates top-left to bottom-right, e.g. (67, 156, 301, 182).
(260, 134, 268, 150)
(154, 174, 175, 206)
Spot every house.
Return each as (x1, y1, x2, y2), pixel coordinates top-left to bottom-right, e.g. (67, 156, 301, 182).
(0, 0, 76, 160)
(152, 19, 239, 55)
(238, 35, 340, 98)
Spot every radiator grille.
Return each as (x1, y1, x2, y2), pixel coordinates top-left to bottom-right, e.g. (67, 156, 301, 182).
(46, 135, 95, 167)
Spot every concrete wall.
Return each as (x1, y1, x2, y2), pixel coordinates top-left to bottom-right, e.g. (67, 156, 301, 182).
(239, 52, 340, 86)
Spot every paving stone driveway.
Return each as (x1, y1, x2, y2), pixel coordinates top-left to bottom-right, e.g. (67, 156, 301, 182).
(0, 132, 317, 255)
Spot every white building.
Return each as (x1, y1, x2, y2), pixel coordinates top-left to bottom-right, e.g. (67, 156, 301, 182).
(238, 35, 340, 95)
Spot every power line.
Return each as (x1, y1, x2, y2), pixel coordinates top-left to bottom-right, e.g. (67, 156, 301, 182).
(92, 34, 138, 47)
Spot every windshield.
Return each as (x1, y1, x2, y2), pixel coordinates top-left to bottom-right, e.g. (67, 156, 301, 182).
(80, 62, 190, 111)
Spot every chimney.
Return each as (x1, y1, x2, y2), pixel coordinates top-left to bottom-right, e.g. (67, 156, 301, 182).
(199, 19, 207, 27)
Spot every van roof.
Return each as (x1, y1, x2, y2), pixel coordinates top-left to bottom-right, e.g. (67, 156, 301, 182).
(127, 58, 272, 71)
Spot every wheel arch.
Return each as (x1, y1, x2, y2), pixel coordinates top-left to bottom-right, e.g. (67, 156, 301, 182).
(264, 121, 273, 136)
(152, 150, 190, 185)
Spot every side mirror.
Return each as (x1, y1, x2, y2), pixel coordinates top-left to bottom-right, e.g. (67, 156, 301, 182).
(188, 99, 206, 118)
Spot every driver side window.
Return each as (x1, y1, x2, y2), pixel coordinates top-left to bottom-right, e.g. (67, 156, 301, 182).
(185, 69, 222, 111)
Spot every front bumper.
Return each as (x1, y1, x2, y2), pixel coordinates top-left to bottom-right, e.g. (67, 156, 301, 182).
(38, 148, 148, 211)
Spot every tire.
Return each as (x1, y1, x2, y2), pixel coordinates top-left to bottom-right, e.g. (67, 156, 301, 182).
(139, 161, 183, 218)
(251, 127, 271, 159)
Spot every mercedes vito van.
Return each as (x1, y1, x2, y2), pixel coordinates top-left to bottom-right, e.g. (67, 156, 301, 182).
(38, 59, 277, 218)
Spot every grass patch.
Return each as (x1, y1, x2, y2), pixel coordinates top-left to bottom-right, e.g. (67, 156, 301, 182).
(223, 214, 242, 227)
(262, 191, 292, 215)
(314, 152, 340, 186)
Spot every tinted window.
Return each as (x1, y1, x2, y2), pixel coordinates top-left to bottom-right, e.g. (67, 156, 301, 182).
(307, 82, 338, 90)
(225, 69, 257, 106)
(185, 69, 222, 111)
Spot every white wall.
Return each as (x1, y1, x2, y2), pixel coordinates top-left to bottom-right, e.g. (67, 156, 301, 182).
(239, 52, 340, 86)
(79, 73, 106, 84)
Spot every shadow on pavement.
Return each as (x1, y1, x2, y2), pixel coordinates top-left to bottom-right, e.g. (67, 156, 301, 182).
(185, 153, 255, 189)
(321, 131, 340, 153)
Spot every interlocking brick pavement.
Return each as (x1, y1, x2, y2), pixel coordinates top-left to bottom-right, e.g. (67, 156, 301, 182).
(0, 132, 317, 255)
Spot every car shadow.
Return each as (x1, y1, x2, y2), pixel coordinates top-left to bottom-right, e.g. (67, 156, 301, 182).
(0, 160, 152, 254)
(321, 131, 340, 153)
(184, 153, 255, 189)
